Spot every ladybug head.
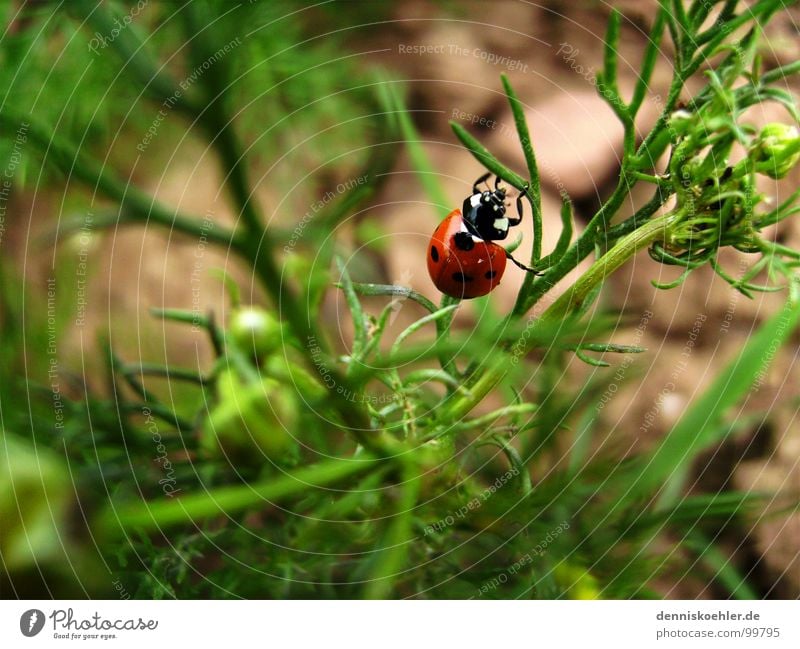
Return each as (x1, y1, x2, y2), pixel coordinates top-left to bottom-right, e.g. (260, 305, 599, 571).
(462, 178, 512, 241)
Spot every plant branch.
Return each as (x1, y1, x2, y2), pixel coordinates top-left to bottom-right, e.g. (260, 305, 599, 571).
(0, 110, 237, 247)
(434, 211, 680, 425)
(96, 453, 386, 536)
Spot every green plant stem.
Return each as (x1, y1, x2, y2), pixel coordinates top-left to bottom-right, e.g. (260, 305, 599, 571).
(124, 363, 206, 385)
(181, 4, 263, 239)
(244, 243, 379, 437)
(363, 463, 421, 599)
(545, 212, 680, 320)
(347, 283, 439, 314)
(68, 0, 197, 118)
(511, 5, 773, 316)
(27, 7, 379, 444)
(0, 111, 237, 248)
(204, 116, 263, 236)
(180, 21, 383, 440)
(436, 211, 680, 425)
(501, 74, 542, 263)
(514, 177, 631, 315)
(96, 454, 385, 535)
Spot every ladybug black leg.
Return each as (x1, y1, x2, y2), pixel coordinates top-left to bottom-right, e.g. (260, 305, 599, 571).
(473, 172, 492, 195)
(508, 194, 524, 226)
(508, 184, 530, 226)
(506, 250, 539, 274)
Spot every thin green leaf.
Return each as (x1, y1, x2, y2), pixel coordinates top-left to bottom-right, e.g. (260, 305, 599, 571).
(575, 349, 610, 367)
(761, 60, 800, 85)
(538, 196, 574, 268)
(687, 0, 715, 30)
(569, 343, 646, 354)
(624, 292, 800, 508)
(685, 532, 759, 599)
(503, 231, 524, 254)
(363, 465, 421, 598)
(637, 490, 767, 529)
(385, 82, 449, 209)
(755, 187, 800, 229)
(390, 304, 460, 358)
(651, 267, 693, 290)
(602, 8, 622, 93)
(335, 256, 368, 361)
(751, 87, 800, 122)
(696, 0, 780, 49)
(208, 268, 241, 309)
(487, 434, 532, 495)
(501, 73, 542, 262)
(449, 403, 538, 433)
(125, 363, 206, 386)
(402, 369, 466, 393)
(631, 7, 667, 115)
(97, 454, 384, 535)
(345, 282, 439, 314)
(449, 121, 527, 190)
(360, 301, 400, 361)
(670, 0, 691, 35)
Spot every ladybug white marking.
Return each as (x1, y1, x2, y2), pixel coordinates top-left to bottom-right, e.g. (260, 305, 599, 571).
(459, 219, 484, 243)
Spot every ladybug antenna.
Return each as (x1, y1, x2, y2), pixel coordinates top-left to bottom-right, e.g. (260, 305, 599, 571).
(506, 251, 539, 274)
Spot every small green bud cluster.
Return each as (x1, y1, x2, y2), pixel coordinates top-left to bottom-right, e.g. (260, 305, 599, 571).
(750, 123, 800, 180)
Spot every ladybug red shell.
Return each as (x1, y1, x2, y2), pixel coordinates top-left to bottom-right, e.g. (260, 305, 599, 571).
(427, 209, 507, 298)
(427, 173, 536, 299)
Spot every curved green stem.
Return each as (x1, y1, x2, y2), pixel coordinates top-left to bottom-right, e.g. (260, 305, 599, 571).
(513, 174, 632, 315)
(434, 211, 681, 425)
(363, 461, 421, 599)
(96, 454, 385, 536)
(544, 211, 680, 320)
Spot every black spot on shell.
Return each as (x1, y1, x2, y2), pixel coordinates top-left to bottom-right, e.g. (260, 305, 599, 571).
(453, 232, 475, 251)
(452, 272, 474, 282)
(485, 270, 497, 279)
(430, 246, 439, 262)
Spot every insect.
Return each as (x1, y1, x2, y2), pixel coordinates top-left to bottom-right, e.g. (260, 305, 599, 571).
(427, 172, 537, 298)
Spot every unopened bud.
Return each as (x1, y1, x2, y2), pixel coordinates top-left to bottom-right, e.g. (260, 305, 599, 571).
(752, 123, 800, 180)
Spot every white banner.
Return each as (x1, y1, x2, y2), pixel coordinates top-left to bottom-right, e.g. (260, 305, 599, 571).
(1, 600, 798, 648)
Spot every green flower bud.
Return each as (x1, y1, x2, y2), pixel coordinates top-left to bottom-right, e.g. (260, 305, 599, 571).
(262, 354, 327, 403)
(202, 370, 297, 463)
(229, 306, 283, 360)
(678, 154, 704, 189)
(752, 123, 800, 179)
(0, 433, 71, 572)
(668, 109, 694, 137)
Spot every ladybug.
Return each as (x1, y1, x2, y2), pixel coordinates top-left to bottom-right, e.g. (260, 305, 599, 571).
(427, 172, 537, 298)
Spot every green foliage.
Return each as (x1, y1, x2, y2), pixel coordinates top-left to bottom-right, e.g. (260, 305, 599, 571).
(2, 0, 799, 599)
